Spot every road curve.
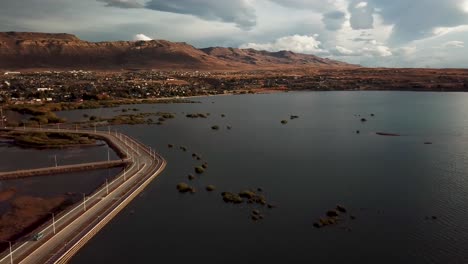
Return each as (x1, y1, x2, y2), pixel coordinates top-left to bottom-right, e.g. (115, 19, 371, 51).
(0, 127, 166, 264)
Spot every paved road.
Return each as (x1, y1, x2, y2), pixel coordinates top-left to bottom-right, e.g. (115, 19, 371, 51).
(0, 127, 166, 264)
(0, 159, 128, 179)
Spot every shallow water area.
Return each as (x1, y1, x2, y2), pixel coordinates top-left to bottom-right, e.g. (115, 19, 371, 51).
(52, 92, 468, 263)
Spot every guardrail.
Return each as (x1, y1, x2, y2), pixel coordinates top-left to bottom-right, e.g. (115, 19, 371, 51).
(0, 126, 165, 264)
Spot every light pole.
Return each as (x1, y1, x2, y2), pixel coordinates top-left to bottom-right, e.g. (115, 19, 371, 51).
(0, 106, 4, 128)
(54, 155, 58, 167)
(1, 240, 13, 264)
(106, 179, 109, 195)
(107, 148, 110, 162)
(50, 213, 56, 235)
(82, 193, 87, 211)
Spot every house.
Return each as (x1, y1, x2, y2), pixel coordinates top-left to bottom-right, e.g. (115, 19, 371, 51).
(37, 88, 54, 92)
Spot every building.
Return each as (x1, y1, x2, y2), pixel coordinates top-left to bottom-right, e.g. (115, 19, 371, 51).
(37, 88, 54, 92)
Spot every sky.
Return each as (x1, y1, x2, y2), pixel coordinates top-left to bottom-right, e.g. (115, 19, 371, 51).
(1, 0, 468, 68)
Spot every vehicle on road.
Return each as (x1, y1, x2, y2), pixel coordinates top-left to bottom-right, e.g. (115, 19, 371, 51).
(32, 232, 44, 241)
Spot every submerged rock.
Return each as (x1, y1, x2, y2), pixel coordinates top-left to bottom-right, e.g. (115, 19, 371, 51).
(326, 210, 339, 217)
(336, 205, 347, 213)
(176, 183, 195, 193)
(195, 166, 205, 174)
(206, 185, 216, 192)
(239, 190, 256, 199)
(281, 120, 288, 124)
(376, 132, 401, 137)
(222, 192, 243, 204)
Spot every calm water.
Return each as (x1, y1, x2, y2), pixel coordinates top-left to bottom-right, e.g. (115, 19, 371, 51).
(0, 142, 119, 171)
(57, 92, 468, 264)
(0, 143, 121, 215)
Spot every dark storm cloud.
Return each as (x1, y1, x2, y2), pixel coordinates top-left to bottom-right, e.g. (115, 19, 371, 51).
(97, 0, 257, 30)
(97, 0, 143, 8)
(349, 0, 468, 43)
(322, 11, 346, 31)
(144, 0, 256, 30)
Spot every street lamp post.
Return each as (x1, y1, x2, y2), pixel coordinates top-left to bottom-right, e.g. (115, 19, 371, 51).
(50, 213, 56, 235)
(82, 193, 87, 211)
(1, 240, 13, 264)
(0, 107, 4, 128)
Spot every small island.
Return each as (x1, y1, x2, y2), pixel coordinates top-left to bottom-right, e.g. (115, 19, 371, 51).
(0, 131, 100, 148)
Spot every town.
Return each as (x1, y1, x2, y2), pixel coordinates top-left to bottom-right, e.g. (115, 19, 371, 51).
(1, 68, 468, 105)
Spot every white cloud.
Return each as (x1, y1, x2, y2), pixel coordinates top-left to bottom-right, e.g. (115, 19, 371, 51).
(362, 45, 392, 57)
(463, 1, 468, 12)
(335, 45, 354, 55)
(240, 34, 328, 54)
(133, 33, 152, 41)
(441, 40, 464, 48)
(355, 2, 368, 9)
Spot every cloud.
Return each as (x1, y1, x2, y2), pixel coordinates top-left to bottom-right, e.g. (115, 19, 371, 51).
(97, 0, 143, 8)
(334, 46, 355, 55)
(143, 0, 256, 30)
(322, 11, 346, 31)
(355, 2, 368, 9)
(133, 33, 152, 41)
(240, 34, 328, 55)
(348, 0, 374, 30)
(367, 0, 468, 43)
(441, 40, 464, 48)
(361, 45, 392, 57)
(331, 42, 392, 57)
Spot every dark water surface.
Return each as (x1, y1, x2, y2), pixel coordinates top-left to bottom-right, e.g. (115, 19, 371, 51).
(0, 141, 119, 171)
(57, 92, 468, 264)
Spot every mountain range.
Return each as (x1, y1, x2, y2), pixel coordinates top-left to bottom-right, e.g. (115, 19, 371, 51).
(0, 32, 353, 70)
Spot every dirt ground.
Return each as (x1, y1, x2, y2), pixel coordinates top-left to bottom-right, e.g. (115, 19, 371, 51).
(0, 195, 68, 241)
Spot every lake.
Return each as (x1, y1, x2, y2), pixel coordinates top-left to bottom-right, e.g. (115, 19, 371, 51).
(57, 92, 468, 263)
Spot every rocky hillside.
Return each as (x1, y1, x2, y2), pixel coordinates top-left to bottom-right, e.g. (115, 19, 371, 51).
(0, 32, 353, 70)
